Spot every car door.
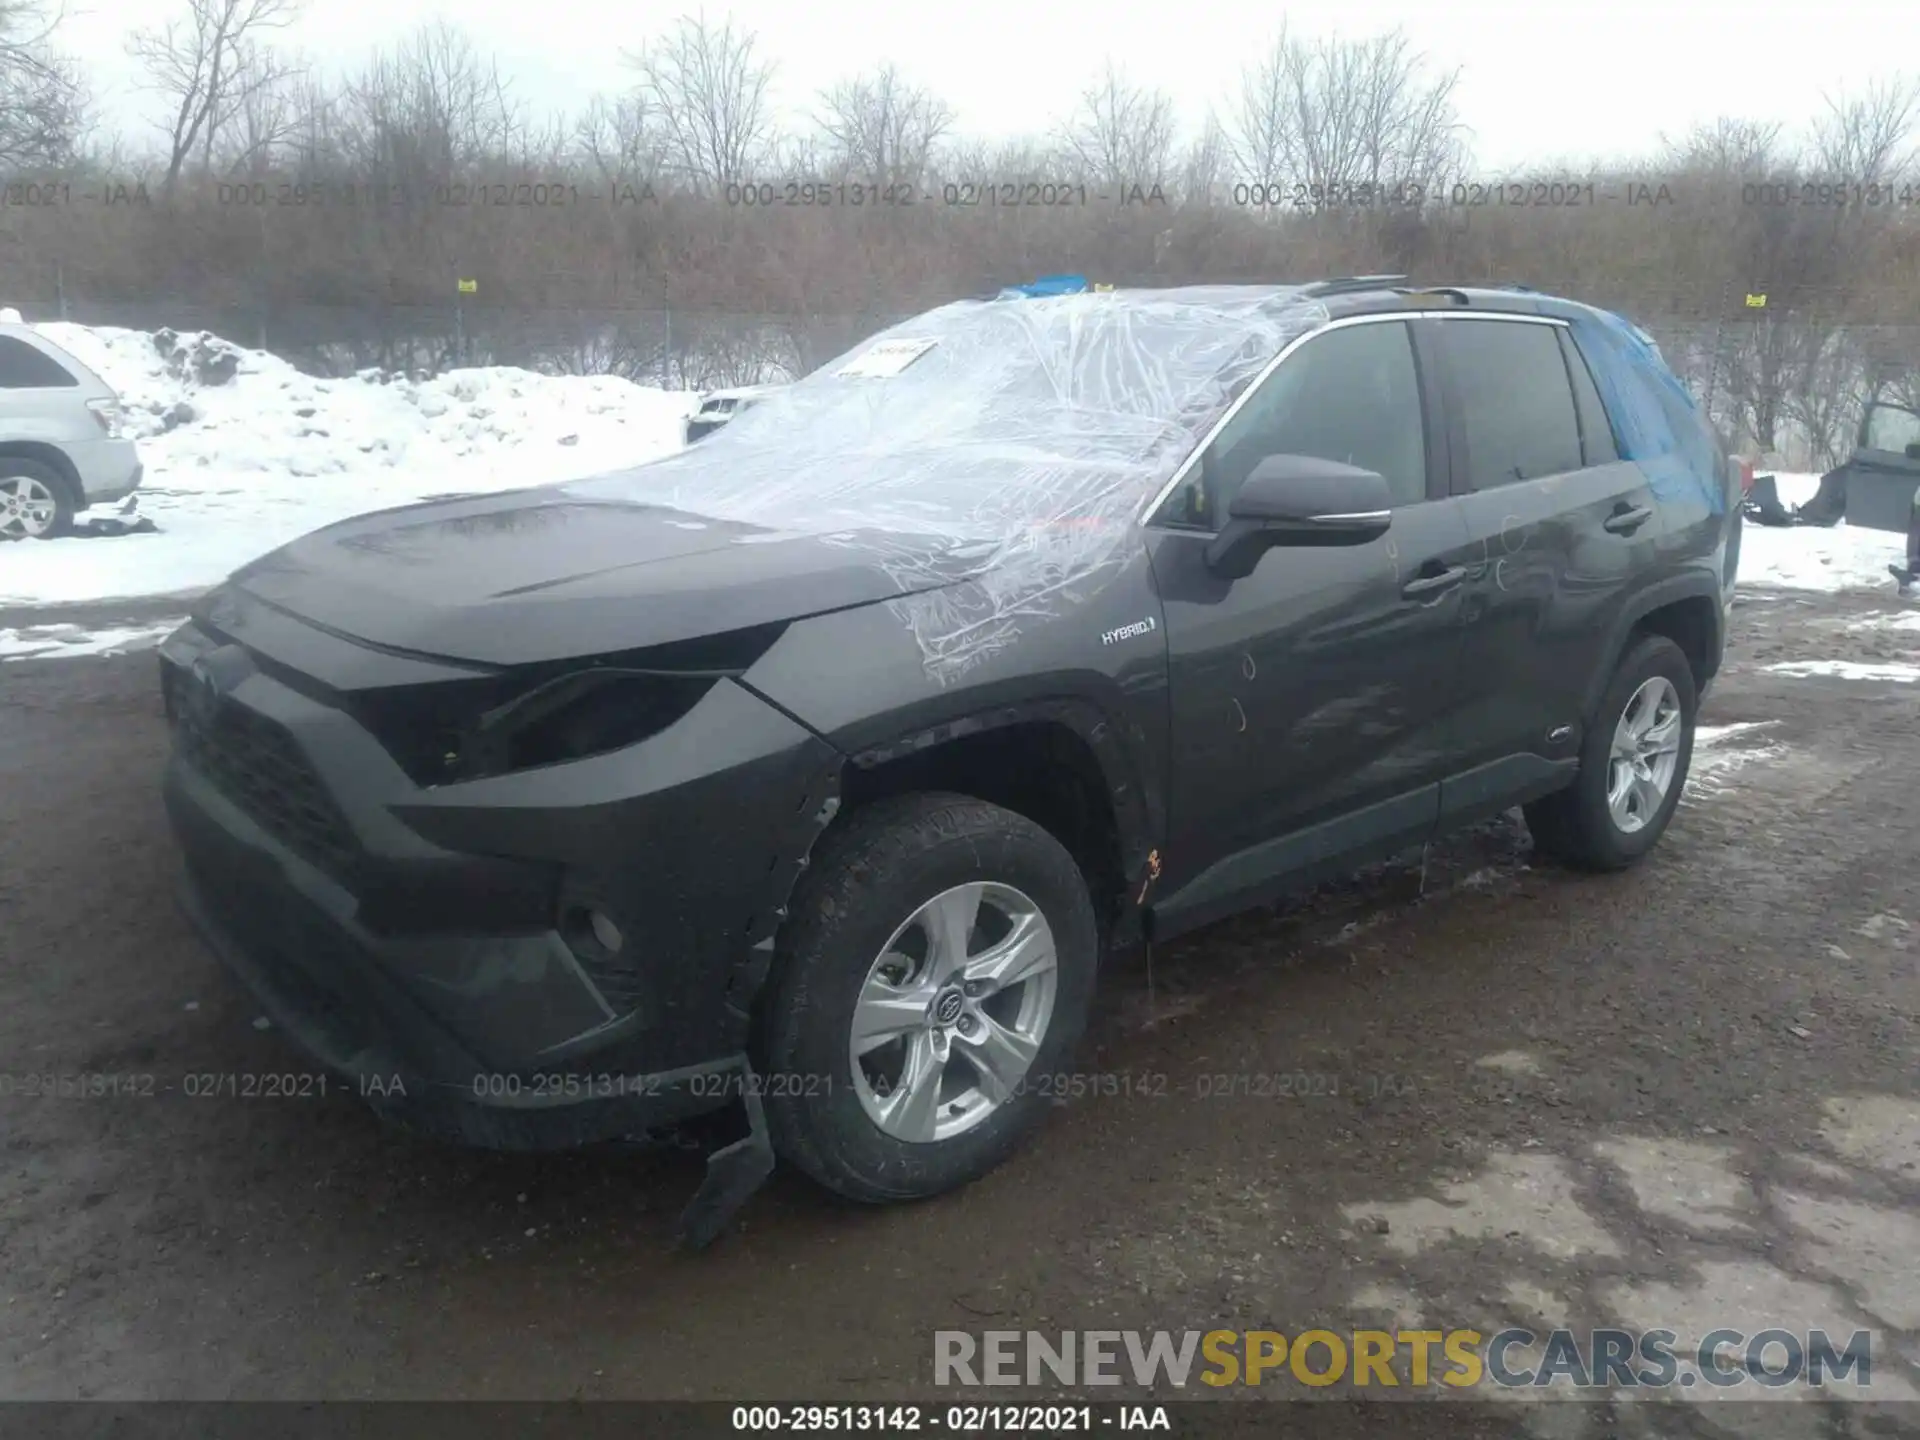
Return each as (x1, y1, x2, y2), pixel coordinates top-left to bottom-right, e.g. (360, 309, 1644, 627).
(1850, 400, 1920, 531)
(1143, 315, 1480, 934)
(1430, 314, 1659, 823)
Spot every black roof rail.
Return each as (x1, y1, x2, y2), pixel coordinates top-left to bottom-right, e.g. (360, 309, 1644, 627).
(1299, 274, 1409, 297)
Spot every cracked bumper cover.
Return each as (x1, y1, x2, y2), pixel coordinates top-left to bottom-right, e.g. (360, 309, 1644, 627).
(159, 618, 843, 1151)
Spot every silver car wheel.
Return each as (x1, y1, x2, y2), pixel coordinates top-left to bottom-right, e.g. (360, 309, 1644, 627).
(0, 474, 60, 539)
(1607, 675, 1683, 834)
(848, 881, 1058, 1144)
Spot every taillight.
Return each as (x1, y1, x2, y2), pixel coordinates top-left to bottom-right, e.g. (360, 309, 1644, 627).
(1735, 457, 1754, 495)
(85, 398, 125, 439)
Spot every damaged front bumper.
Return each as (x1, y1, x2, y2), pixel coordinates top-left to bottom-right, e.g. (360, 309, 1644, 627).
(158, 608, 843, 1239)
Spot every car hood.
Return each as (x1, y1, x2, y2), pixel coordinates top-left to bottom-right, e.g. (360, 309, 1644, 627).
(228, 487, 994, 667)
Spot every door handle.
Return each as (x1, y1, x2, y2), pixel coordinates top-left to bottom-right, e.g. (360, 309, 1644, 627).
(1604, 504, 1654, 535)
(1401, 565, 1466, 599)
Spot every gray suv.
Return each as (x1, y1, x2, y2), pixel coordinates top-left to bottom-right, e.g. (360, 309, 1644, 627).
(158, 278, 1739, 1243)
(0, 322, 144, 540)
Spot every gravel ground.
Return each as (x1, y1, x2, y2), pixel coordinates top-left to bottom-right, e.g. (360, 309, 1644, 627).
(2, 586, 1918, 1439)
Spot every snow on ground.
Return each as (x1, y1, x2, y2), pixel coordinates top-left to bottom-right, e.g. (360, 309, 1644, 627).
(1737, 472, 1907, 594)
(0, 618, 186, 662)
(1764, 659, 1920, 682)
(0, 323, 698, 608)
(1682, 721, 1789, 806)
(1846, 609, 1920, 633)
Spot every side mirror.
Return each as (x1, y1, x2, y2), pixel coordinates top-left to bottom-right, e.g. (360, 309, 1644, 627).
(1204, 455, 1394, 580)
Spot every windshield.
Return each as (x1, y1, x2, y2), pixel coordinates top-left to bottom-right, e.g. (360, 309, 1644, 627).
(565, 287, 1326, 682)
(568, 287, 1326, 535)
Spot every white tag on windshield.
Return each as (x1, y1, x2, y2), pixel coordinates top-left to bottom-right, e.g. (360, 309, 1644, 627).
(836, 337, 937, 378)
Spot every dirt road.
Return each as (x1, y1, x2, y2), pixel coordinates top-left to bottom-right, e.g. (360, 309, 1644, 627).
(3, 588, 1918, 1435)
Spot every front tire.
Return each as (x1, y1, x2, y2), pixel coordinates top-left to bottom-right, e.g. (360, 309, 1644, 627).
(1525, 634, 1698, 871)
(758, 793, 1099, 1203)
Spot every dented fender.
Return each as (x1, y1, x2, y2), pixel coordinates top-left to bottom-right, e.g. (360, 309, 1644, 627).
(739, 553, 1175, 925)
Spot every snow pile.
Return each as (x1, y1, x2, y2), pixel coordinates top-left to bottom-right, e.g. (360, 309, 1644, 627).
(0, 323, 699, 606)
(1737, 472, 1906, 594)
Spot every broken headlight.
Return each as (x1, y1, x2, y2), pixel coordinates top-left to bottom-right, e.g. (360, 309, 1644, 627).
(349, 625, 786, 785)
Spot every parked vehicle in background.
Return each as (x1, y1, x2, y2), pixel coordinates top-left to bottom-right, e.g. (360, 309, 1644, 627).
(157, 279, 1739, 1244)
(683, 384, 785, 443)
(0, 320, 144, 540)
(1760, 393, 1920, 538)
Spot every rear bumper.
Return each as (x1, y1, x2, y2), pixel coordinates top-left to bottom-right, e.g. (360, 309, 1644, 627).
(66, 438, 142, 504)
(158, 609, 844, 1150)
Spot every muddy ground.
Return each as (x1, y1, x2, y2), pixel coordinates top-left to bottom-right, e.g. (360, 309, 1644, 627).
(2, 587, 1918, 1438)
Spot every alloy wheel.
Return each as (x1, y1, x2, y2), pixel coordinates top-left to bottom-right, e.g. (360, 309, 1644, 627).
(848, 881, 1058, 1143)
(0, 474, 59, 539)
(1607, 675, 1683, 834)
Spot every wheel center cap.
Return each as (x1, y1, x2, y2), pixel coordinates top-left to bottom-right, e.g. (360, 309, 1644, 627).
(931, 988, 966, 1026)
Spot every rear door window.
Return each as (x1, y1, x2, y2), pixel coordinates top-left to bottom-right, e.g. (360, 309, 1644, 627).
(1442, 320, 1584, 491)
(0, 335, 79, 389)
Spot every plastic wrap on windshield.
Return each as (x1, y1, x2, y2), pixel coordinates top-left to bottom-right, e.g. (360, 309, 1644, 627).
(1570, 309, 1725, 514)
(565, 288, 1331, 682)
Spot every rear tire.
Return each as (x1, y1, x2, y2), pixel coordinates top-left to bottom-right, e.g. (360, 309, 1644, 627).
(1524, 634, 1697, 872)
(0, 458, 76, 540)
(758, 793, 1099, 1204)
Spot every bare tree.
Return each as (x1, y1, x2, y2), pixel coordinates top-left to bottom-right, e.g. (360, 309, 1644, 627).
(336, 22, 527, 179)
(127, 0, 303, 193)
(814, 63, 951, 190)
(209, 43, 309, 174)
(0, 1, 86, 169)
(1227, 28, 1463, 199)
(1811, 75, 1920, 186)
(1784, 324, 1868, 467)
(1224, 26, 1290, 189)
(1178, 115, 1229, 207)
(1661, 115, 1786, 175)
(933, 134, 1058, 182)
(575, 91, 660, 186)
(629, 15, 775, 192)
(1058, 62, 1175, 191)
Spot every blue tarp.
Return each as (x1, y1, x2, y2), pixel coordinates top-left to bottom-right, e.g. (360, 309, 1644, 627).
(1570, 308, 1725, 514)
(997, 274, 1091, 299)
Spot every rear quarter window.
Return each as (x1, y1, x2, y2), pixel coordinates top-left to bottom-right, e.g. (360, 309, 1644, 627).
(1557, 329, 1619, 465)
(1565, 311, 1725, 512)
(0, 335, 79, 389)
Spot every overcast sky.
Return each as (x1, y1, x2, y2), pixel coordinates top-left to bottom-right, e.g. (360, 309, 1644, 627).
(53, 0, 1918, 172)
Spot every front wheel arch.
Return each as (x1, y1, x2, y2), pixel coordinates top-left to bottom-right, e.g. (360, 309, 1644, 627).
(754, 791, 1100, 1203)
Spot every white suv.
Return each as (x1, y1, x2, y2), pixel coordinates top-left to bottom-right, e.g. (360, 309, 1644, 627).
(0, 320, 143, 540)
